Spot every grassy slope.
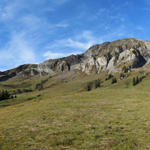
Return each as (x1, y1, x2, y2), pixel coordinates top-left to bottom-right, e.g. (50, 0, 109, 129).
(0, 72, 150, 149)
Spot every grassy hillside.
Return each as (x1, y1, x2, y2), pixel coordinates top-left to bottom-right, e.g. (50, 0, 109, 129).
(0, 71, 150, 149)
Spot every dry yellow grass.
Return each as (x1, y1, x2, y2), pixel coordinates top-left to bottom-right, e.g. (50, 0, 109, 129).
(0, 71, 150, 149)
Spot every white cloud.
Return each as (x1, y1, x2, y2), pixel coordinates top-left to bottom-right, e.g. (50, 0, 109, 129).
(20, 14, 70, 37)
(46, 30, 103, 52)
(65, 38, 92, 50)
(9, 33, 36, 63)
(0, 0, 25, 21)
(42, 30, 104, 60)
(0, 0, 72, 70)
(44, 27, 131, 61)
(43, 51, 66, 59)
(0, 32, 36, 69)
(0, 0, 56, 21)
(75, 30, 95, 41)
(43, 50, 82, 59)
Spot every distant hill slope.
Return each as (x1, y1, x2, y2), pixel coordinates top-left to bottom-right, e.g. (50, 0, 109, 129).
(1, 38, 150, 81)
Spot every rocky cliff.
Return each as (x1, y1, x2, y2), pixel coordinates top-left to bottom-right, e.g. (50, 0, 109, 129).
(1, 38, 150, 81)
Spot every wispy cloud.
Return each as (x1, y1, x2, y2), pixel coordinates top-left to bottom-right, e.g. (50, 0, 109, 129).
(0, 32, 36, 70)
(0, 0, 26, 21)
(0, 0, 68, 21)
(46, 30, 103, 51)
(0, 0, 72, 70)
(43, 51, 66, 59)
(43, 50, 82, 60)
(65, 38, 92, 50)
(44, 25, 131, 60)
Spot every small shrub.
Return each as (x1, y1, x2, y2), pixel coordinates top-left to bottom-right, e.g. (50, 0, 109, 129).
(122, 66, 131, 73)
(17, 89, 22, 94)
(105, 74, 113, 80)
(35, 83, 43, 91)
(133, 75, 145, 86)
(120, 73, 125, 80)
(111, 77, 117, 84)
(86, 78, 102, 91)
(0, 90, 14, 101)
(94, 79, 101, 88)
(133, 77, 136, 86)
(136, 76, 139, 84)
(23, 89, 32, 93)
(86, 82, 93, 91)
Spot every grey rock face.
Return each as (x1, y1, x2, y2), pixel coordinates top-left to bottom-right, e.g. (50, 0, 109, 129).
(1, 38, 150, 81)
(36, 54, 84, 75)
(78, 38, 150, 74)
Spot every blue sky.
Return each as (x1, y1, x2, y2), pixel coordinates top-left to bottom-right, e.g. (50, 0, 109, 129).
(0, 0, 150, 70)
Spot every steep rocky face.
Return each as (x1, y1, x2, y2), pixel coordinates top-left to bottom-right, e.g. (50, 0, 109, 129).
(1, 38, 150, 81)
(37, 54, 84, 76)
(81, 38, 150, 73)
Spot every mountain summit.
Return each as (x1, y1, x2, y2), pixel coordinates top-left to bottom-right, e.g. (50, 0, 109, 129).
(1, 38, 150, 81)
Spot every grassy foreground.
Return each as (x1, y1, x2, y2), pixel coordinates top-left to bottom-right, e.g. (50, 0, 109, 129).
(0, 73, 150, 149)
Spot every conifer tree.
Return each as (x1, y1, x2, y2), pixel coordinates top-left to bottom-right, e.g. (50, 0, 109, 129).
(133, 77, 136, 86)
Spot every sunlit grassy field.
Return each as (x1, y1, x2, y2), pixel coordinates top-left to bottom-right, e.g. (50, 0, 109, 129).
(0, 71, 150, 149)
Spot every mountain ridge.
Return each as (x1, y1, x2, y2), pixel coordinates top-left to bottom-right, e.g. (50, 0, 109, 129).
(1, 38, 150, 81)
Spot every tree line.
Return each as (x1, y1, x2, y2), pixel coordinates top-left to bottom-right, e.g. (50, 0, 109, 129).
(86, 79, 102, 91)
(132, 76, 145, 86)
(0, 90, 16, 101)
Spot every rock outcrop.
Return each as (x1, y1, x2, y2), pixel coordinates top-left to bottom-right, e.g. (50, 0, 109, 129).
(1, 38, 150, 81)
(81, 38, 150, 73)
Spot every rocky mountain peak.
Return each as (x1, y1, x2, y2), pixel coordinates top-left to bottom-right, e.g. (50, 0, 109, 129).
(80, 38, 150, 73)
(1, 38, 150, 81)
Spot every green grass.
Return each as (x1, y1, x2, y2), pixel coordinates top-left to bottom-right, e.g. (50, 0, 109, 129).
(0, 71, 150, 149)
